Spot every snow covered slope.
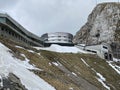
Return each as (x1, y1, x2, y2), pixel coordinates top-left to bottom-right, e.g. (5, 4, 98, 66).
(0, 43, 55, 90)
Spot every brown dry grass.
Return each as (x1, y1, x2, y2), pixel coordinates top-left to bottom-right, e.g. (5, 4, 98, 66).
(0, 36, 120, 90)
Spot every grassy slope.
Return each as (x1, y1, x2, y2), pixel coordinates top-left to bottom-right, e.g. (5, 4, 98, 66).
(0, 37, 120, 90)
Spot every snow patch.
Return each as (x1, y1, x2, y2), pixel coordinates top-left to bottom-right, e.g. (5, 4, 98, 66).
(69, 87, 74, 90)
(16, 45, 36, 54)
(115, 65, 120, 71)
(20, 53, 40, 71)
(52, 62, 59, 66)
(0, 43, 55, 90)
(113, 58, 120, 62)
(35, 44, 88, 53)
(91, 68, 110, 90)
(97, 78, 110, 90)
(49, 62, 52, 66)
(37, 53, 41, 56)
(81, 58, 90, 67)
(80, 58, 110, 90)
(21, 54, 26, 58)
(107, 61, 120, 75)
(96, 73, 106, 82)
(15, 46, 24, 49)
(72, 72, 77, 76)
(27, 50, 35, 53)
(52, 61, 62, 67)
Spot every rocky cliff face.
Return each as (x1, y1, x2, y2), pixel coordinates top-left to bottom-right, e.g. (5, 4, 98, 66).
(73, 2, 120, 45)
(0, 73, 27, 90)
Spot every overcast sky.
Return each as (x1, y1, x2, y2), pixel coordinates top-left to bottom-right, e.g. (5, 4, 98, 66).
(0, 0, 118, 36)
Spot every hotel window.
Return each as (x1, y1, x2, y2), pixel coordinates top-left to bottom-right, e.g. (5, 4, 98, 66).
(103, 46, 108, 49)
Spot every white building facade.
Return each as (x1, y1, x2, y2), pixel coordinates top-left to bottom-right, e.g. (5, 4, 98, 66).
(76, 43, 113, 60)
(41, 32, 73, 46)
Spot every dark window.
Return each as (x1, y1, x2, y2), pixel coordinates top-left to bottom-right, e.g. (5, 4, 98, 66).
(9, 31, 11, 35)
(58, 36, 61, 37)
(92, 51, 97, 53)
(86, 49, 97, 53)
(86, 50, 91, 52)
(51, 40, 55, 41)
(1, 27, 4, 31)
(109, 54, 113, 61)
(104, 53, 108, 59)
(44, 39, 48, 41)
(103, 46, 108, 49)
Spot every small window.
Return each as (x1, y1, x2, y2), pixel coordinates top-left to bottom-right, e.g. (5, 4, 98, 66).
(86, 49, 97, 53)
(86, 50, 91, 52)
(57, 39, 61, 41)
(104, 53, 108, 59)
(109, 54, 113, 61)
(92, 51, 97, 53)
(1, 27, 4, 31)
(103, 46, 108, 49)
(58, 36, 61, 37)
(44, 39, 48, 41)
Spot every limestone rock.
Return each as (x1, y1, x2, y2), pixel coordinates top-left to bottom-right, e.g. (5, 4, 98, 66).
(73, 2, 120, 45)
(0, 73, 27, 90)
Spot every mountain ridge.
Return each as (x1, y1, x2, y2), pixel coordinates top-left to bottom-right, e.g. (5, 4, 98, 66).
(73, 2, 120, 45)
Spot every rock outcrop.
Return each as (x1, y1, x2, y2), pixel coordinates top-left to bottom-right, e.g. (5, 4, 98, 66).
(0, 73, 27, 90)
(73, 2, 120, 45)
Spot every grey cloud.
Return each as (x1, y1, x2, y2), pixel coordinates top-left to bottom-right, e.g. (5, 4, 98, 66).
(9, 0, 96, 36)
(0, 0, 19, 9)
(0, 0, 118, 36)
